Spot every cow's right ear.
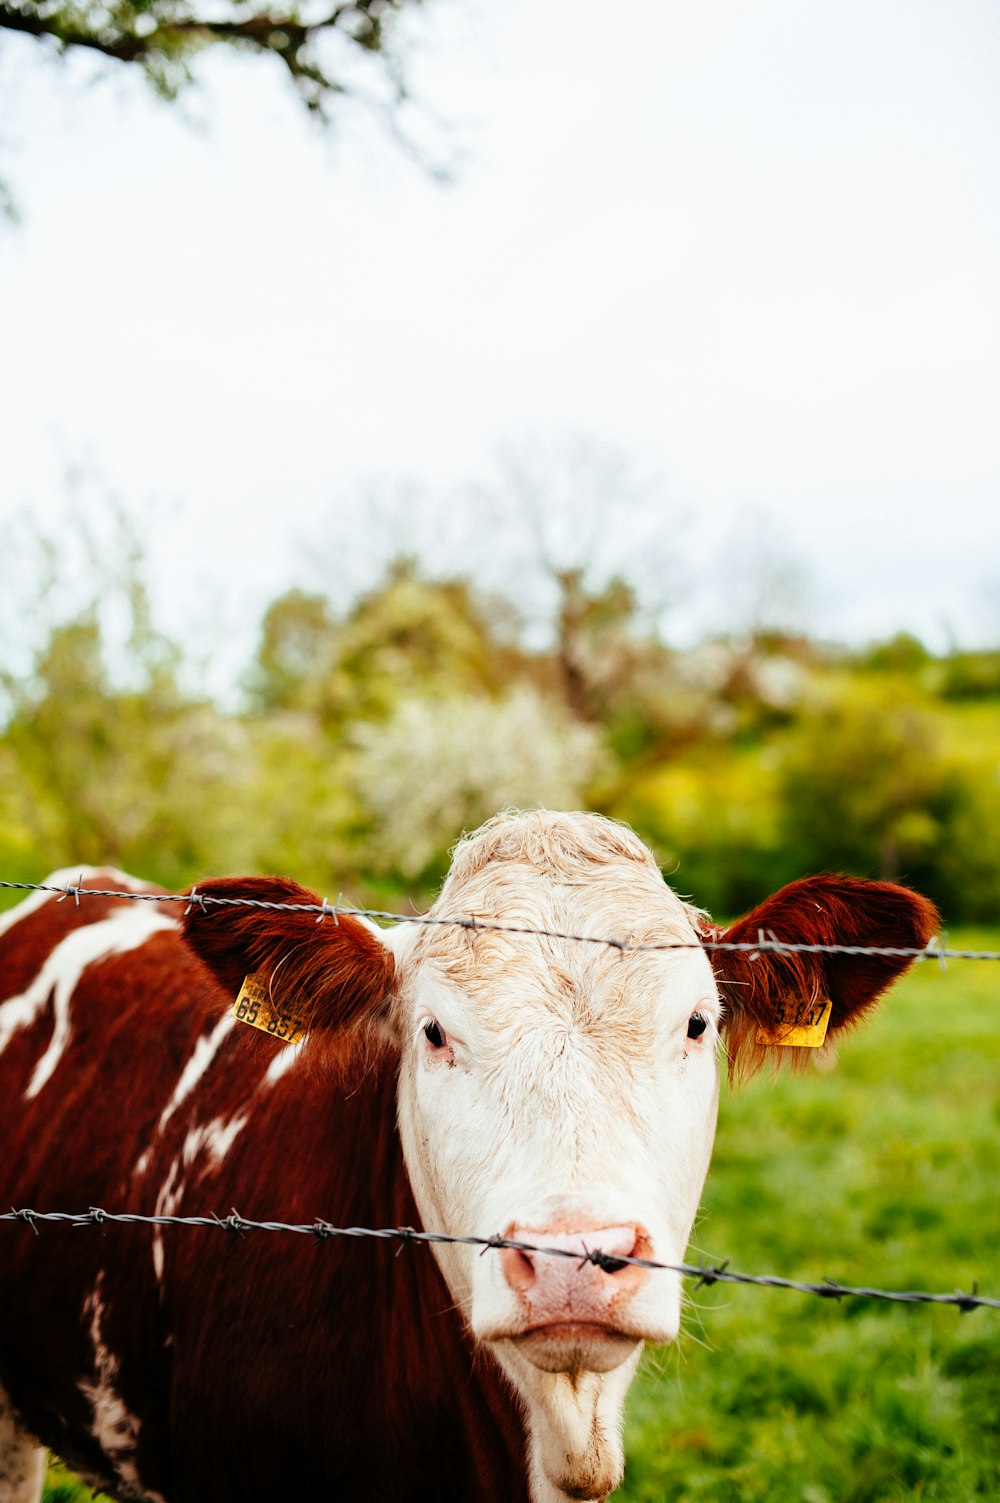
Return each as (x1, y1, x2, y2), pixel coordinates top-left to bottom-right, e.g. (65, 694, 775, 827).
(182, 877, 395, 1043)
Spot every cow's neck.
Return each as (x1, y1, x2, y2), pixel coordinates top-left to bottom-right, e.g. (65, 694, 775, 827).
(394, 1058, 634, 1503)
(352, 1050, 534, 1500)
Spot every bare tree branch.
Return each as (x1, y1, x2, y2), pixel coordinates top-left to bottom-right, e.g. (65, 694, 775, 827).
(0, 0, 415, 114)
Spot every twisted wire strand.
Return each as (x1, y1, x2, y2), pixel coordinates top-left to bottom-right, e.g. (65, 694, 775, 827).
(0, 879, 996, 961)
(2, 1208, 996, 1312)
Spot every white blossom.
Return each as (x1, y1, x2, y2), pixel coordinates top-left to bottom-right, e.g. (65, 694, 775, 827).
(351, 688, 604, 878)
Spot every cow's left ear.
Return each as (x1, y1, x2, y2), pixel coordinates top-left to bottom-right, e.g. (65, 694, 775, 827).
(183, 877, 395, 1044)
(703, 875, 939, 1081)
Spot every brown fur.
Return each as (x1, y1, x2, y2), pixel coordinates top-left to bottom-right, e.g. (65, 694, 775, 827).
(184, 876, 395, 1073)
(0, 883, 528, 1503)
(704, 874, 940, 1080)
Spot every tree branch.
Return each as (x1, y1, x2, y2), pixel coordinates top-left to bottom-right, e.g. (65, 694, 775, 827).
(0, 0, 401, 109)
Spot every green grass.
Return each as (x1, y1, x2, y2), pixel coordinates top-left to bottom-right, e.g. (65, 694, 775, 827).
(43, 1460, 100, 1502)
(619, 932, 1000, 1501)
(41, 934, 1000, 1502)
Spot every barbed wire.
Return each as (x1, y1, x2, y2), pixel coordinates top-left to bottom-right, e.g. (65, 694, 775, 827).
(2, 1208, 996, 1311)
(4, 885, 996, 1316)
(2, 878, 998, 961)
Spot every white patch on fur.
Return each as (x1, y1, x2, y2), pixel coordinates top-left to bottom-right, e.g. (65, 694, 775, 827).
(80, 1277, 170, 1503)
(260, 1041, 302, 1088)
(134, 1012, 237, 1185)
(151, 1232, 164, 1289)
(150, 1111, 249, 1285)
(0, 1381, 46, 1503)
(181, 1114, 250, 1167)
(151, 1156, 185, 1288)
(0, 903, 176, 1088)
(0, 866, 159, 942)
(156, 1013, 236, 1134)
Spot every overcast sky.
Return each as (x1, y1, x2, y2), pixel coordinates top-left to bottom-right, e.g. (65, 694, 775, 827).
(1, 0, 998, 682)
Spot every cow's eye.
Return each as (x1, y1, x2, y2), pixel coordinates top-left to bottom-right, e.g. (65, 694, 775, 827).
(687, 1012, 708, 1041)
(423, 1019, 448, 1051)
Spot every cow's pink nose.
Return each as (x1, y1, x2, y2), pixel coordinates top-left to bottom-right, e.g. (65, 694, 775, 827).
(500, 1225, 647, 1324)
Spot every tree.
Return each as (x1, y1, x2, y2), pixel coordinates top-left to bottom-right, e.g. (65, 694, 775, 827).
(1, 601, 254, 887)
(0, 509, 250, 888)
(458, 435, 688, 740)
(777, 685, 965, 900)
(0, 0, 421, 117)
(0, 0, 435, 216)
(709, 504, 815, 643)
(246, 588, 338, 714)
(476, 434, 682, 627)
(247, 559, 521, 729)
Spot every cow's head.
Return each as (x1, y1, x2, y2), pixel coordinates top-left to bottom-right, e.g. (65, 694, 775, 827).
(184, 810, 937, 1503)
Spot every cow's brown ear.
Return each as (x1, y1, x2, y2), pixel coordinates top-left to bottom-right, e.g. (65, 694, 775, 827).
(704, 875, 939, 1082)
(183, 877, 394, 1043)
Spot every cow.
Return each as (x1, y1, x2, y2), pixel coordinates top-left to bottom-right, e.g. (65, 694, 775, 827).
(0, 810, 937, 1503)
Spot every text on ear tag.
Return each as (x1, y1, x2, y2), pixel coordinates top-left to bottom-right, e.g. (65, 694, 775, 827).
(756, 997, 833, 1049)
(233, 968, 306, 1045)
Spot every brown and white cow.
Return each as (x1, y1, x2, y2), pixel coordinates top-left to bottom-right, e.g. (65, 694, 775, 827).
(0, 811, 937, 1503)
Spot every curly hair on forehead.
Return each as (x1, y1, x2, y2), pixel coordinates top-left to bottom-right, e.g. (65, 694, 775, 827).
(400, 810, 707, 992)
(442, 809, 663, 887)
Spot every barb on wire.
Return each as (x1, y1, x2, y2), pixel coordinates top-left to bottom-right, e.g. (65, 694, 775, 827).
(1, 1209, 997, 1311)
(2, 878, 999, 961)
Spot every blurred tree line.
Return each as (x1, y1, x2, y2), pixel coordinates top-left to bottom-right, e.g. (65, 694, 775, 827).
(2, 523, 999, 922)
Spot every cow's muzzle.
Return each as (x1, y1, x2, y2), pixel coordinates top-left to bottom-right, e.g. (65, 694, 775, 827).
(495, 1223, 649, 1373)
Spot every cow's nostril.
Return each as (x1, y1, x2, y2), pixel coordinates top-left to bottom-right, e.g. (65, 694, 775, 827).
(513, 1248, 535, 1281)
(499, 1243, 538, 1293)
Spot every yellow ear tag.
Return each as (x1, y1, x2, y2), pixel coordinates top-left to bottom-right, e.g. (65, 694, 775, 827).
(756, 998, 833, 1049)
(233, 968, 306, 1045)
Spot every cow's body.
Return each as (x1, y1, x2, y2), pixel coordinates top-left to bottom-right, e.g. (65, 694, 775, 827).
(0, 875, 525, 1502)
(0, 815, 938, 1503)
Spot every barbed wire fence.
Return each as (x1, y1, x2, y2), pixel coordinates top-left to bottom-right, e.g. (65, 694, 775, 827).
(2, 875, 998, 1316)
(1, 1208, 998, 1312)
(3, 875, 1000, 960)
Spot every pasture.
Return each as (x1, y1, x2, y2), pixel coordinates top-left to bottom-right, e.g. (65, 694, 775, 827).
(621, 932, 1000, 1501)
(35, 930, 1000, 1503)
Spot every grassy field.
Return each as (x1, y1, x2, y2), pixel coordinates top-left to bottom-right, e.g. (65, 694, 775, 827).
(620, 932, 1000, 1502)
(40, 933, 1000, 1502)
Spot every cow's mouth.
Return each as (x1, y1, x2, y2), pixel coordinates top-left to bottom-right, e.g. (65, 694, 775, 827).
(508, 1321, 641, 1374)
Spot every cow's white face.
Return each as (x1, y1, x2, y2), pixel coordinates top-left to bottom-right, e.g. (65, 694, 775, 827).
(385, 813, 722, 1503)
